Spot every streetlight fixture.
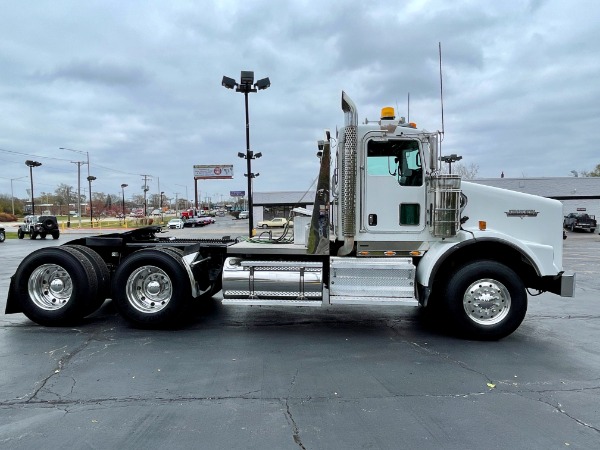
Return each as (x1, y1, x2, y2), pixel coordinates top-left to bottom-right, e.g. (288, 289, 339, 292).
(25, 160, 42, 215)
(440, 154, 462, 174)
(222, 70, 270, 237)
(87, 175, 96, 226)
(121, 183, 128, 217)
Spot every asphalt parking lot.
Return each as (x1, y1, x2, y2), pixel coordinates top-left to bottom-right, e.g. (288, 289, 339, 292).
(0, 225, 599, 449)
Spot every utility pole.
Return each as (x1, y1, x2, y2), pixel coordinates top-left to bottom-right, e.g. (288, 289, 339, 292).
(141, 174, 152, 216)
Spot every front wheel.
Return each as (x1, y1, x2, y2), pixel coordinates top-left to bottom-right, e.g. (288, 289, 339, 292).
(443, 260, 527, 340)
(0, 231, 5, 242)
(18, 229, 24, 239)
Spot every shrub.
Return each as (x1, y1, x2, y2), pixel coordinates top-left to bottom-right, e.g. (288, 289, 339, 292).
(0, 213, 18, 222)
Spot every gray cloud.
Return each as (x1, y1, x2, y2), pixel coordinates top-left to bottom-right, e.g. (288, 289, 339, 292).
(1, 0, 599, 202)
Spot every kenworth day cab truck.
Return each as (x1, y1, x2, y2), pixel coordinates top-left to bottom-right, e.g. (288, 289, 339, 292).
(5, 92, 575, 340)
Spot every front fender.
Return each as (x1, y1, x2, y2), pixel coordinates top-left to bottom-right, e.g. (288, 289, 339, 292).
(416, 229, 555, 298)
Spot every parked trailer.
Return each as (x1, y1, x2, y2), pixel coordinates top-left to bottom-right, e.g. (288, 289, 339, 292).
(5, 92, 575, 339)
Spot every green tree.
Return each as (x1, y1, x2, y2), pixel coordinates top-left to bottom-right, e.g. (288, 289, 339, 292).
(581, 164, 600, 177)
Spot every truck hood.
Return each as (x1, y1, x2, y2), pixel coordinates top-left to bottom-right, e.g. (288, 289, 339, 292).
(460, 181, 564, 272)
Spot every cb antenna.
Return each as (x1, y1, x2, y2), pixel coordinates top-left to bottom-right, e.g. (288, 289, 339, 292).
(407, 92, 410, 123)
(439, 42, 445, 142)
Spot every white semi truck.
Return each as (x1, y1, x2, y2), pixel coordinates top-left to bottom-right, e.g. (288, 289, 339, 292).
(5, 92, 575, 339)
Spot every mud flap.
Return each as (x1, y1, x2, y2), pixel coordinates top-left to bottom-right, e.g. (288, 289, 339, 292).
(4, 276, 22, 314)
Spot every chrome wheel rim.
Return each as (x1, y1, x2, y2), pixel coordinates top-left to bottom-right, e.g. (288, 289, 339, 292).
(126, 265, 172, 313)
(463, 278, 511, 325)
(28, 264, 73, 311)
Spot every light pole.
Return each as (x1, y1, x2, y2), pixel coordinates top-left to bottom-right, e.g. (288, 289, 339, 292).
(87, 175, 96, 226)
(160, 191, 164, 221)
(175, 184, 189, 210)
(222, 71, 270, 237)
(10, 176, 28, 215)
(25, 160, 42, 215)
(121, 183, 128, 217)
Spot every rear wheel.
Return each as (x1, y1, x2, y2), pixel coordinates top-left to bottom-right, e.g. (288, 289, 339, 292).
(18, 229, 24, 239)
(443, 260, 527, 340)
(52, 231, 60, 239)
(30, 231, 37, 240)
(13, 247, 98, 326)
(0, 230, 5, 242)
(112, 249, 191, 328)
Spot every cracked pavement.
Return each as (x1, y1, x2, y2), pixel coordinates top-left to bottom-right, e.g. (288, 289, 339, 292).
(0, 231, 599, 449)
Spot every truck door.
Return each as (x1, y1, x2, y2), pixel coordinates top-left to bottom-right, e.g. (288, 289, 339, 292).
(361, 136, 426, 233)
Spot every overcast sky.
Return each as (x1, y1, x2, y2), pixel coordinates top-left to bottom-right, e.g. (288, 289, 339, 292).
(1, 0, 599, 206)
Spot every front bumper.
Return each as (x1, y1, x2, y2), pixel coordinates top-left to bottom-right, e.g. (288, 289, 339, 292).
(543, 272, 576, 297)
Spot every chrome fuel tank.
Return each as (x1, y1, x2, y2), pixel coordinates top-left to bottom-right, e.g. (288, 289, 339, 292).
(222, 258, 323, 300)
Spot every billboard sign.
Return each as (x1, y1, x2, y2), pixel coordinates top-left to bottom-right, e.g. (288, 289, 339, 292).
(193, 165, 234, 180)
(230, 191, 245, 197)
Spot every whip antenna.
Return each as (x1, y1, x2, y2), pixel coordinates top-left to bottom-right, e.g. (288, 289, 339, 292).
(439, 42, 445, 142)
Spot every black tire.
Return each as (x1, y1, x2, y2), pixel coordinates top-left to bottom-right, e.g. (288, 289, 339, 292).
(0, 231, 5, 243)
(52, 231, 60, 239)
(66, 245, 111, 315)
(43, 218, 56, 229)
(262, 224, 268, 229)
(570, 224, 574, 232)
(30, 231, 37, 240)
(590, 228, 596, 233)
(12, 246, 99, 326)
(18, 229, 24, 239)
(112, 248, 191, 328)
(443, 260, 527, 340)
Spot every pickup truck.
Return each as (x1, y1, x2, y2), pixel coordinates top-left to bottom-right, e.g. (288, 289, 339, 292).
(563, 212, 597, 233)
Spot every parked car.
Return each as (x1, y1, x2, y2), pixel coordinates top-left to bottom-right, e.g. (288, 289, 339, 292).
(183, 217, 206, 228)
(167, 218, 184, 229)
(563, 213, 597, 233)
(0, 226, 5, 243)
(17, 215, 60, 240)
(257, 217, 294, 228)
(238, 211, 249, 219)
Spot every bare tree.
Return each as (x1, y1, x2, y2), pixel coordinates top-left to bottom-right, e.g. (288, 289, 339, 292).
(440, 162, 480, 179)
(454, 163, 480, 180)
